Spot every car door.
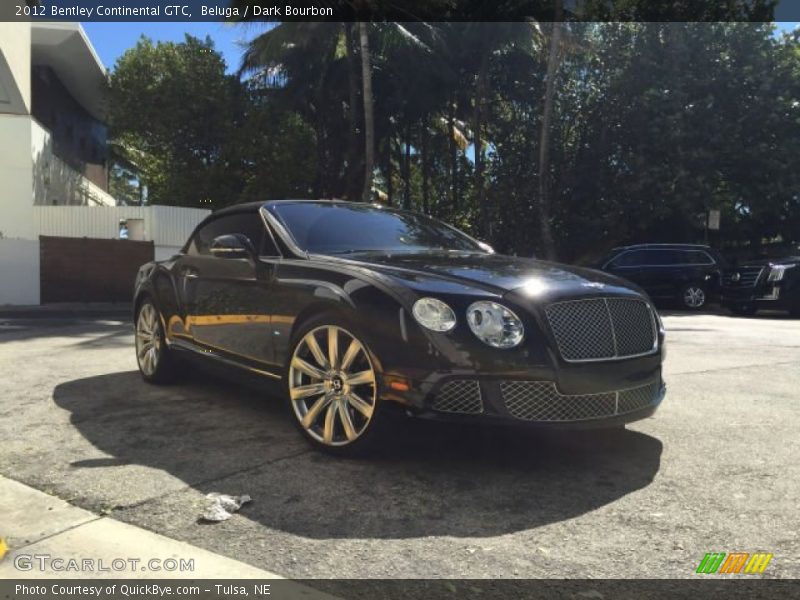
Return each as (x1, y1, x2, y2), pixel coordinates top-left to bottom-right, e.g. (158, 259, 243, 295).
(184, 211, 279, 368)
(636, 249, 682, 298)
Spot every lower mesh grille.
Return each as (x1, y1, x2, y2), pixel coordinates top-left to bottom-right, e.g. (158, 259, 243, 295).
(500, 380, 660, 422)
(431, 380, 483, 414)
(617, 382, 661, 414)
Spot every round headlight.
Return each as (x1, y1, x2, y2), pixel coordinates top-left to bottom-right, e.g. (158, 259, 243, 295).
(412, 297, 457, 332)
(466, 301, 524, 348)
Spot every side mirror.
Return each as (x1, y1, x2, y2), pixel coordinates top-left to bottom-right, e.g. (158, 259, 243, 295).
(210, 234, 255, 259)
(478, 241, 495, 254)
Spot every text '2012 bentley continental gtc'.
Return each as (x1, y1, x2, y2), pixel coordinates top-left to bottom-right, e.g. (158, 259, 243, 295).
(134, 200, 666, 454)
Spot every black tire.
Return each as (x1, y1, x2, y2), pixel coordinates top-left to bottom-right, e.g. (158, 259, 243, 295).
(679, 284, 708, 310)
(284, 312, 390, 457)
(729, 303, 757, 317)
(134, 299, 177, 384)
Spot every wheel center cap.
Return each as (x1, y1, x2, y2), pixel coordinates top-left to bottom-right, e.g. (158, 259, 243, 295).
(331, 375, 345, 394)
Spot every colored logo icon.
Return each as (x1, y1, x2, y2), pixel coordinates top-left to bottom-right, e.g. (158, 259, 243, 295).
(697, 552, 773, 574)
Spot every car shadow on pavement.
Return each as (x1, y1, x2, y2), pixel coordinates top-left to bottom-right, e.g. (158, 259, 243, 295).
(53, 370, 662, 539)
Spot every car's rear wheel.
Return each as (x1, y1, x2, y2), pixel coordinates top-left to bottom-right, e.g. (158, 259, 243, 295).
(286, 316, 385, 455)
(680, 284, 707, 310)
(135, 300, 176, 383)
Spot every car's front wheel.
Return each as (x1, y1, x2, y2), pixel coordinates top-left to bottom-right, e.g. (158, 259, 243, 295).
(135, 300, 176, 383)
(680, 284, 707, 310)
(286, 316, 385, 455)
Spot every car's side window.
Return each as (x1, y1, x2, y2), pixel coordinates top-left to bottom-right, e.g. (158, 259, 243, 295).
(645, 250, 679, 266)
(685, 250, 714, 265)
(260, 224, 281, 257)
(186, 213, 269, 257)
(610, 250, 644, 268)
(185, 222, 216, 256)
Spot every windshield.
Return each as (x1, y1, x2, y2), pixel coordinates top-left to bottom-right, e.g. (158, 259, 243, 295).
(269, 202, 485, 255)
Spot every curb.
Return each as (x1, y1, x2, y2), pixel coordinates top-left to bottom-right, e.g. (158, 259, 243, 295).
(0, 476, 284, 580)
(0, 303, 132, 319)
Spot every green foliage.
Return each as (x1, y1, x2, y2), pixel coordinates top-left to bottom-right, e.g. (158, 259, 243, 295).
(108, 35, 316, 208)
(108, 23, 800, 259)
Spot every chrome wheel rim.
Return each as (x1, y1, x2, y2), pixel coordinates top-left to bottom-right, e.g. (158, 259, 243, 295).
(136, 303, 161, 376)
(289, 325, 377, 447)
(684, 287, 706, 308)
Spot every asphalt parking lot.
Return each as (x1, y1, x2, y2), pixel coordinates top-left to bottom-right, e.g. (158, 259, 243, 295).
(1, 311, 798, 579)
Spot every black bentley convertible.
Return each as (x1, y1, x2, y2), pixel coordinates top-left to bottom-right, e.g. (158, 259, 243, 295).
(133, 200, 666, 454)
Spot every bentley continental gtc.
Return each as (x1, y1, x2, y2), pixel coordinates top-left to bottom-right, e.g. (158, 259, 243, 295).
(133, 200, 667, 454)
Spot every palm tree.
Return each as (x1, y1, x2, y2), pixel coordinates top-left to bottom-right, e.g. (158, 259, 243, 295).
(538, 13, 563, 260)
(239, 22, 354, 198)
(358, 22, 375, 202)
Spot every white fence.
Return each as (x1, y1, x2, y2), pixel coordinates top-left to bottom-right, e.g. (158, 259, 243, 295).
(32, 205, 210, 247)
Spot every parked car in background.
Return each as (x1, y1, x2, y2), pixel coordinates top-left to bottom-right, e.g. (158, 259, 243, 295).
(721, 256, 800, 316)
(599, 243, 726, 310)
(133, 200, 666, 455)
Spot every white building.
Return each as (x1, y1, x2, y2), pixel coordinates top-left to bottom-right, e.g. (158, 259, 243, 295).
(0, 23, 208, 305)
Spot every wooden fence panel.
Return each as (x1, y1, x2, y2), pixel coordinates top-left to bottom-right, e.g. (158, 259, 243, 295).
(39, 236, 154, 303)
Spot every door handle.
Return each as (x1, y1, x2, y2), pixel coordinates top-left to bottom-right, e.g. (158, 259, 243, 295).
(182, 267, 199, 279)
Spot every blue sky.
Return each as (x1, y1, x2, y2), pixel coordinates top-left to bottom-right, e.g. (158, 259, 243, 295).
(85, 21, 799, 74)
(82, 22, 272, 72)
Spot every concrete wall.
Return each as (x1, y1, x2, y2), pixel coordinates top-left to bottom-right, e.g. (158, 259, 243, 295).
(0, 22, 31, 113)
(0, 239, 40, 305)
(0, 114, 34, 239)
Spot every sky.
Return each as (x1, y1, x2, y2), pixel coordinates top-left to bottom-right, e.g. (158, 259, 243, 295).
(84, 21, 799, 74)
(81, 22, 268, 73)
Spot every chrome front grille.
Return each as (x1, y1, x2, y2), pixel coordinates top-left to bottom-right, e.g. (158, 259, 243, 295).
(431, 379, 483, 414)
(545, 297, 657, 362)
(500, 380, 661, 422)
(722, 266, 764, 288)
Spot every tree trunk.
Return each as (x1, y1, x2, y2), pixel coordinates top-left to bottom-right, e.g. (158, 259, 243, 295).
(537, 5, 562, 260)
(313, 114, 326, 197)
(448, 98, 458, 212)
(359, 22, 375, 203)
(403, 120, 412, 210)
(344, 24, 362, 201)
(385, 136, 393, 206)
(475, 52, 489, 237)
(421, 122, 430, 214)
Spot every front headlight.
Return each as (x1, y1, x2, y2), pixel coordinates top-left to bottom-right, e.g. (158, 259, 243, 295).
(466, 301, 524, 348)
(412, 297, 457, 332)
(767, 264, 796, 282)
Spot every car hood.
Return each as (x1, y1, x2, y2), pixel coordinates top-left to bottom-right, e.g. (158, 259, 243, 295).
(332, 251, 644, 300)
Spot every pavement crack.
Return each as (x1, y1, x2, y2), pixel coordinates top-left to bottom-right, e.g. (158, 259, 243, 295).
(9, 515, 104, 553)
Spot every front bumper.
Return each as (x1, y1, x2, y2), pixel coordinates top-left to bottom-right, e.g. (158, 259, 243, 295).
(384, 372, 665, 429)
(721, 283, 793, 310)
